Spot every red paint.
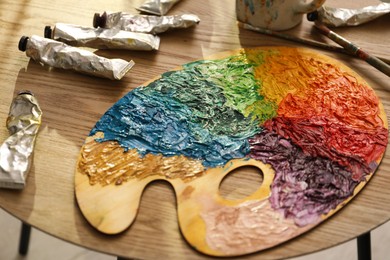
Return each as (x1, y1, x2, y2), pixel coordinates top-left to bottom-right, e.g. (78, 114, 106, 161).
(266, 64, 388, 180)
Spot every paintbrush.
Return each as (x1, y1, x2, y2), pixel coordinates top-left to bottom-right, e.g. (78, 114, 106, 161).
(239, 22, 390, 66)
(307, 13, 390, 77)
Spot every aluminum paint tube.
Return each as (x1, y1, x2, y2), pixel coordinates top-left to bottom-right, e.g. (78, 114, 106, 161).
(314, 3, 390, 27)
(136, 0, 182, 15)
(0, 91, 42, 189)
(94, 12, 200, 34)
(45, 23, 160, 51)
(18, 35, 134, 80)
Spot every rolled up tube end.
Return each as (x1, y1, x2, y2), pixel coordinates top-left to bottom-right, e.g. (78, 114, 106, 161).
(18, 36, 29, 52)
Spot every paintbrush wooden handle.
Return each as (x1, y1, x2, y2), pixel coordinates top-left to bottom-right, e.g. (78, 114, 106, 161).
(314, 21, 390, 77)
(358, 50, 390, 78)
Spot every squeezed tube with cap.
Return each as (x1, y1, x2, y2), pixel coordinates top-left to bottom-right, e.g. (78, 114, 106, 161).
(93, 12, 200, 34)
(18, 35, 135, 80)
(44, 23, 160, 51)
(308, 3, 390, 27)
(0, 91, 42, 189)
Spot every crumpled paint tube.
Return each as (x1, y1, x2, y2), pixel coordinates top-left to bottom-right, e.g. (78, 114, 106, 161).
(314, 3, 390, 27)
(93, 12, 200, 34)
(18, 35, 134, 80)
(136, 0, 181, 15)
(0, 91, 42, 189)
(44, 23, 160, 51)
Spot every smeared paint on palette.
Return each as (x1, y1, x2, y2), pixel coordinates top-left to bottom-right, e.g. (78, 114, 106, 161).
(75, 47, 388, 256)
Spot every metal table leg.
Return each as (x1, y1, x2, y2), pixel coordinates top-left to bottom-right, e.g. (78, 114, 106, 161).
(19, 222, 32, 255)
(357, 232, 371, 260)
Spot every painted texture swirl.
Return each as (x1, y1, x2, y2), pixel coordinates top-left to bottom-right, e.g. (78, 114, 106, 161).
(78, 47, 388, 228)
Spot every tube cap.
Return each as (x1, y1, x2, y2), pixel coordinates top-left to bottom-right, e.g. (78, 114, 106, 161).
(93, 12, 107, 28)
(44, 26, 53, 38)
(18, 90, 34, 96)
(307, 11, 319, 22)
(18, 36, 29, 52)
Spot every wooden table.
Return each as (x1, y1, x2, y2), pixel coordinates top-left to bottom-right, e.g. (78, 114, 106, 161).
(0, 0, 389, 259)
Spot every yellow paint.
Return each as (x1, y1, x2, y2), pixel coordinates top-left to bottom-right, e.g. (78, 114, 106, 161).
(78, 132, 205, 186)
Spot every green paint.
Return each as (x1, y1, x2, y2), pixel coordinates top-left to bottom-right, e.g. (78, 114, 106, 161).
(147, 62, 260, 138)
(185, 52, 276, 123)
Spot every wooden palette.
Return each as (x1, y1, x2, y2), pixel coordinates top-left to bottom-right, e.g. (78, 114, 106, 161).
(75, 47, 388, 256)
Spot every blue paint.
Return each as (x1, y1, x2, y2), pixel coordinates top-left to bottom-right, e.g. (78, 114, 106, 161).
(90, 57, 263, 168)
(244, 0, 255, 14)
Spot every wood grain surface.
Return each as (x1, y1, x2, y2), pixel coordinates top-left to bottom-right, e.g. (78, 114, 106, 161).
(0, 0, 389, 259)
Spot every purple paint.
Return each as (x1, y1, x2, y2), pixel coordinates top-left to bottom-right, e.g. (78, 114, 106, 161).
(248, 129, 359, 226)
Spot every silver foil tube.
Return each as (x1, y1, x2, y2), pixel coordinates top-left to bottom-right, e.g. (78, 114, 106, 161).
(45, 23, 160, 51)
(93, 12, 200, 34)
(316, 3, 390, 27)
(0, 91, 42, 189)
(18, 35, 135, 80)
(136, 0, 182, 15)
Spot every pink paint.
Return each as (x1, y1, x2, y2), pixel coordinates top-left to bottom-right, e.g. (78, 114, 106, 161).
(200, 198, 315, 255)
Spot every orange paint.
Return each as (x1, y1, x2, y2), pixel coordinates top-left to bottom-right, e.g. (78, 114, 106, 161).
(245, 47, 385, 131)
(245, 48, 321, 104)
(277, 64, 384, 131)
